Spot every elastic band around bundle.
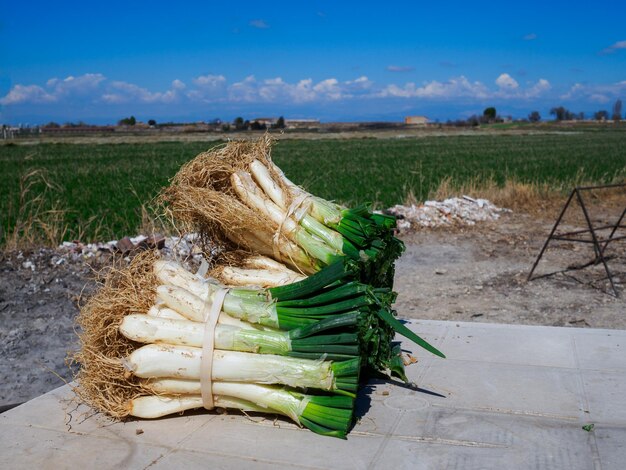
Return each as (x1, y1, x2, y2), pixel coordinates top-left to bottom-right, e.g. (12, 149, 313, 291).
(272, 194, 312, 262)
(200, 288, 228, 410)
(196, 258, 210, 279)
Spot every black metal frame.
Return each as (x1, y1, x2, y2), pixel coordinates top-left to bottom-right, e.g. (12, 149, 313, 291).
(527, 183, 626, 297)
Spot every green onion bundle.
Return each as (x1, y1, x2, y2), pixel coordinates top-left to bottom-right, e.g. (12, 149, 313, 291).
(75, 252, 359, 439)
(160, 136, 405, 287)
(76, 137, 444, 440)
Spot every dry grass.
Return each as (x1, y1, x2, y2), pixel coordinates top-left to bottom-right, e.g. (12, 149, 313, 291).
(425, 170, 626, 214)
(427, 177, 559, 212)
(2, 169, 69, 251)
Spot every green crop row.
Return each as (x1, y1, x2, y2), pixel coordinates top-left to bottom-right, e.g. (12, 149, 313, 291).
(1, 131, 625, 245)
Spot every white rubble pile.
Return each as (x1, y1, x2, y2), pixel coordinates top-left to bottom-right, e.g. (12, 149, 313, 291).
(386, 196, 510, 230)
(55, 233, 212, 264)
(13, 196, 508, 273)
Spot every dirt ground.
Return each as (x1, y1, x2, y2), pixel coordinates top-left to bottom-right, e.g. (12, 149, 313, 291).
(1, 207, 625, 408)
(395, 211, 626, 329)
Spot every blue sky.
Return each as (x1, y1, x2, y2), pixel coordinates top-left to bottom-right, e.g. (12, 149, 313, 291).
(1, 1, 625, 124)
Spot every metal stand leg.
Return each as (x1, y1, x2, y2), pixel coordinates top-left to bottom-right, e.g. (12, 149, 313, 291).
(528, 184, 625, 297)
(527, 190, 575, 281)
(576, 190, 619, 297)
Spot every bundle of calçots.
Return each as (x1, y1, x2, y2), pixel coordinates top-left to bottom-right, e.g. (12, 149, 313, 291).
(74, 252, 358, 438)
(159, 135, 404, 288)
(74, 135, 444, 439)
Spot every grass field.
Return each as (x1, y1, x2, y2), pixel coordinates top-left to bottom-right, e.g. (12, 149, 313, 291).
(2, 130, 626, 246)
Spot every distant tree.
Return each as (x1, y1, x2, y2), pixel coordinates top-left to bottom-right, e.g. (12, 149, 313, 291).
(243, 119, 250, 130)
(273, 116, 286, 129)
(528, 111, 541, 122)
(233, 116, 245, 130)
(63, 121, 87, 127)
(483, 107, 497, 121)
(118, 116, 136, 126)
(45, 121, 60, 128)
(250, 120, 267, 131)
(577, 112, 585, 121)
(148, 119, 157, 126)
(550, 106, 565, 121)
(550, 106, 574, 121)
(467, 115, 480, 127)
(221, 123, 231, 132)
(612, 99, 623, 121)
(594, 110, 609, 121)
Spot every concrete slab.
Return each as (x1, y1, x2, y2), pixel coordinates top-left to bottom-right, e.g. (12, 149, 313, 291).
(1, 320, 625, 470)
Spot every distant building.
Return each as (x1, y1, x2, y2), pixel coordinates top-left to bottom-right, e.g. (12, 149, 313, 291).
(404, 116, 429, 125)
(41, 126, 115, 135)
(285, 119, 320, 129)
(253, 117, 278, 127)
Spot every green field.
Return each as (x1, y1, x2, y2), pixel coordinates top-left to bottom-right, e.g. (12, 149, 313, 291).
(2, 131, 626, 245)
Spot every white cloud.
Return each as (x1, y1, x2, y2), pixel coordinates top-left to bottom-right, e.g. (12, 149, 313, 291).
(258, 77, 288, 101)
(224, 76, 367, 103)
(525, 79, 551, 98)
(291, 79, 317, 102)
(172, 79, 186, 90)
(47, 73, 105, 97)
(601, 40, 626, 54)
(561, 83, 585, 100)
(386, 65, 415, 73)
(381, 76, 489, 100)
(102, 80, 183, 104)
(313, 78, 342, 100)
(249, 19, 269, 29)
(189, 74, 227, 102)
(346, 76, 371, 87)
(561, 80, 626, 103)
(193, 74, 226, 88)
(495, 73, 519, 90)
(523, 33, 537, 41)
(228, 75, 259, 102)
(590, 94, 610, 103)
(0, 84, 56, 105)
(1, 73, 106, 105)
(0, 71, 618, 116)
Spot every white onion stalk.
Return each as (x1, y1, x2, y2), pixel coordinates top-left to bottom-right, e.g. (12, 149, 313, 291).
(155, 260, 278, 303)
(147, 305, 272, 331)
(129, 395, 271, 419)
(228, 211, 318, 274)
(250, 159, 288, 209)
(232, 171, 340, 266)
(228, 229, 279, 260)
(120, 314, 291, 354)
(265, 158, 344, 225)
(219, 266, 305, 287)
(125, 344, 335, 391)
(154, 260, 211, 299)
(156, 284, 280, 328)
(242, 255, 298, 273)
(130, 382, 307, 422)
(147, 305, 187, 321)
(249, 160, 344, 251)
